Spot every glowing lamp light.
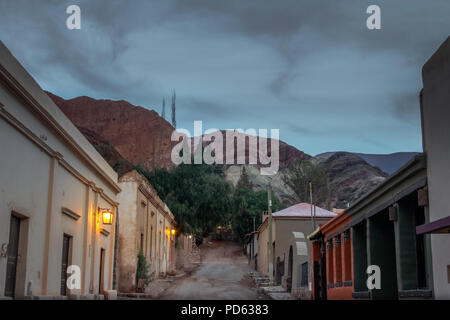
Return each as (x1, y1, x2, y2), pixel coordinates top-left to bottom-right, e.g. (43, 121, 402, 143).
(171, 228, 176, 236)
(188, 235, 192, 239)
(102, 209, 113, 225)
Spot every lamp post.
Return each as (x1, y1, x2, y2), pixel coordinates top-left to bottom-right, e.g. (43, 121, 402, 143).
(268, 184, 273, 283)
(309, 181, 316, 232)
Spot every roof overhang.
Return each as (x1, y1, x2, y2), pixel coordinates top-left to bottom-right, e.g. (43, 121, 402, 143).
(416, 216, 450, 234)
(307, 226, 322, 241)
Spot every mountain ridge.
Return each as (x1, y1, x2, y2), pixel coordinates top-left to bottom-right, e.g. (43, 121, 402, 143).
(47, 91, 395, 209)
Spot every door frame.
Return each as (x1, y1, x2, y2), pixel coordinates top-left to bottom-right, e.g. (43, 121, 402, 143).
(4, 215, 21, 298)
(60, 234, 72, 296)
(98, 248, 106, 294)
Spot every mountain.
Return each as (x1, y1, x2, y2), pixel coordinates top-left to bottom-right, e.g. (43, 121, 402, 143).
(318, 152, 388, 208)
(316, 151, 419, 175)
(77, 127, 134, 177)
(48, 92, 389, 209)
(47, 91, 176, 170)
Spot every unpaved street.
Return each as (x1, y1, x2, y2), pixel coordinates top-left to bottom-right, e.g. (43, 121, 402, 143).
(159, 240, 266, 300)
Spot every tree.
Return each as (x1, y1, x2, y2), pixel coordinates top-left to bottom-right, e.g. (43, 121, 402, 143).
(135, 163, 232, 240)
(236, 166, 253, 189)
(282, 159, 330, 209)
(232, 186, 283, 243)
(136, 250, 150, 290)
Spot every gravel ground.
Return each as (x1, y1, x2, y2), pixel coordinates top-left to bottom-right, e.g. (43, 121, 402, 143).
(157, 240, 267, 300)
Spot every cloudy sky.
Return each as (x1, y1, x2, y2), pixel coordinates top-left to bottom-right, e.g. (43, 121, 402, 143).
(1, 0, 449, 155)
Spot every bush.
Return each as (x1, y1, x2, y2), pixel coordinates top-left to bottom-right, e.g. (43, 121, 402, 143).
(136, 250, 150, 290)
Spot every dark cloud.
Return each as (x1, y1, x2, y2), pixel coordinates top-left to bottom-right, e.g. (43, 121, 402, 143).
(0, 0, 448, 155)
(392, 92, 421, 124)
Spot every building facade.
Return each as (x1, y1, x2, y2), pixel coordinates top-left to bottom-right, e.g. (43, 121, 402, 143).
(117, 170, 176, 293)
(309, 212, 354, 300)
(256, 203, 336, 299)
(308, 36, 450, 301)
(311, 155, 432, 300)
(246, 231, 259, 270)
(419, 36, 450, 299)
(0, 42, 120, 299)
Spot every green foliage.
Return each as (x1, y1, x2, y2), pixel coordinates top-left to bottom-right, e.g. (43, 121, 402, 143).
(231, 169, 284, 243)
(136, 250, 150, 288)
(232, 186, 283, 243)
(282, 159, 330, 209)
(136, 163, 233, 239)
(135, 162, 284, 245)
(236, 166, 253, 189)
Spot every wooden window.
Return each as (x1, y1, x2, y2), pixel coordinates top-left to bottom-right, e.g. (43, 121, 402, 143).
(301, 262, 308, 287)
(343, 230, 352, 281)
(327, 239, 334, 285)
(334, 236, 342, 284)
(60, 234, 72, 296)
(447, 265, 450, 284)
(150, 226, 153, 257)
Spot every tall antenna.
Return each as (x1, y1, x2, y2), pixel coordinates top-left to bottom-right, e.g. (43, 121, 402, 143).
(161, 98, 166, 120)
(171, 90, 176, 128)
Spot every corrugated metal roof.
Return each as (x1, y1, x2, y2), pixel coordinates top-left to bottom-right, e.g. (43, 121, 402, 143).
(272, 202, 337, 218)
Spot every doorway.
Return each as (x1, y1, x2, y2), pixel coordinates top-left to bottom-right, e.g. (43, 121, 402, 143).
(60, 234, 71, 295)
(287, 245, 293, 292)
(276, 257, 284, 285)
(4, 215, 20, 298)
(99, 248, 105, 294)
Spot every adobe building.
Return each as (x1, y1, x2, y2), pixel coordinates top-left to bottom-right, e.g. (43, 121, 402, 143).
(419, 35, 450, 299)
(245, 231, 259, 270)
(311, 155, 431, 300)
(308, 36, 450, 301)
(309, 211, 353, 300)
(256, 203, 336, 299)
(0, 42, 120, 299)
(117, 170, 177, 293)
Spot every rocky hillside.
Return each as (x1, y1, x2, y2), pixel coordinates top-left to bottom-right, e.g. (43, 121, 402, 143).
(318, 152, 388, 208)
(48, 92, 390, 209)
(316, 151, 418, 175)
(47, 91, 176, 170)
(77, 127, 134, 177)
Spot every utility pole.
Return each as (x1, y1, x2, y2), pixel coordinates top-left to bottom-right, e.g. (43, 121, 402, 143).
(268, 184, 273, 283)
(309, 181, 316, 232)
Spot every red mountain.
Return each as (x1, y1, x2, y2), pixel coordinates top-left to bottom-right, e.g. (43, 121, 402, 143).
(47, 92, 310, 171)
(47, 92, 176, 170)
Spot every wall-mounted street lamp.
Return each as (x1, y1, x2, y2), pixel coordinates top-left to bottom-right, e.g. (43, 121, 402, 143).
(98, 207, 113, 225)
(171, 228, 176, 236)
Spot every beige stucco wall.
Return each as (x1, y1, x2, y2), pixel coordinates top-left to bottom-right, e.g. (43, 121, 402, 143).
(275, 218, 331, 298)
(117, 180, 138, 292)
(256, 219, 276, 276)
(256, 215, 332, 298)
(0, 41, 119, 299)
(421, 36, 450, 299)
(117, 171, 176, 293)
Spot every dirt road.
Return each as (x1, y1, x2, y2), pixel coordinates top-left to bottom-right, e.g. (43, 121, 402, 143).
(159, 240, 266, 300)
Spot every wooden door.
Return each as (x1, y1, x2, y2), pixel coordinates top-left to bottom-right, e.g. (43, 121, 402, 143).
(4, 215, 20, 297)
(60, 235, 71, 295)
(99, 248, 105, 293)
